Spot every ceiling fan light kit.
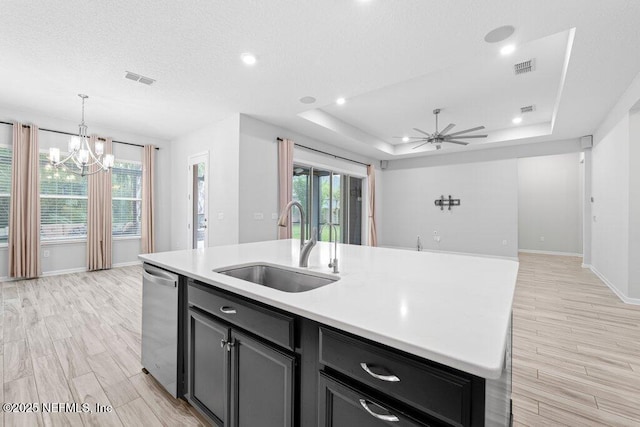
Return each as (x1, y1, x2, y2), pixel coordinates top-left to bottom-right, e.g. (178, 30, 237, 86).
(394, 108, 487, 150)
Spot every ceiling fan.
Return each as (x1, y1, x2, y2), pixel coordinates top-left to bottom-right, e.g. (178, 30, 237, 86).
(395, 109, 487, 150)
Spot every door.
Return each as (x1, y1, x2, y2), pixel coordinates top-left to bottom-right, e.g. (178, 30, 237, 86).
(188, 152, 209, 249)
(230, 330, 295, 427)
(318, 373, 430, 427)
(188, 308, 230, 427)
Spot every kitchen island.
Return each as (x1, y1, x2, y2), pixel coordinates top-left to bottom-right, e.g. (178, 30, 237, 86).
(140, 239, 518, 426)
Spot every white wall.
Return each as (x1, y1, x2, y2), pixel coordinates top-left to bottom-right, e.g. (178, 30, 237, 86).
(0, 108, 170, 278)
(591, 114, 630, 296)
(380, 159, 519, 258)
(628, 109, 640, 298)
(238, 115, 379, 244)
(170, 114, 240, 250)
(518, 152, 583, 254)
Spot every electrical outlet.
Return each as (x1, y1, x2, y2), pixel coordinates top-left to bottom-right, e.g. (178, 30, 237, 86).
(540, 236, 545, 242)
(43, 250, 50, 258)
(433, 236, 441, 242)
(271, 213, 278, 220)
(502, 240, 507, 246)
(217, 212, 224, 220)
(253, 213, 264, 220)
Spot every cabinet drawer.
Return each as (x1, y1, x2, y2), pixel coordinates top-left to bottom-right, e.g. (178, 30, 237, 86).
(319, 328, 473, 426)
(319, 372, 441, 427)
(188, 281, 294, 350)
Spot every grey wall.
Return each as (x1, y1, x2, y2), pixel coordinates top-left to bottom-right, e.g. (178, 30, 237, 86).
(169, 114, 241, 250)
(592, 113, 630, 296)
(628, 109, 640, 298)
(517, 152, 583, 254)
(0, 109, 170, 278)
(380, 159, 519, 258)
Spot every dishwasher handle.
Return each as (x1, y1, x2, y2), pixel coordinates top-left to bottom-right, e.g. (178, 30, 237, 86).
(143, 264, 178, 288)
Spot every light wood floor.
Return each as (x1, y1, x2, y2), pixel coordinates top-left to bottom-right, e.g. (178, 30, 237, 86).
(1, 266, 205, 427)
(513, 253, 640, 427)
(3, 255, 640, 426)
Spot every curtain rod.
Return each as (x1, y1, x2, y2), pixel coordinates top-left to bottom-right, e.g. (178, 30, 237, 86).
(0, 121, 160, 150)
(277, 137, 370, 167)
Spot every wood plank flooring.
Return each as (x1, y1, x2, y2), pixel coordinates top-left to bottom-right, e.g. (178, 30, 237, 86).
(1, 266, 205, 427)
(2, 254, 640, 426)
(513, 253, 640, 426)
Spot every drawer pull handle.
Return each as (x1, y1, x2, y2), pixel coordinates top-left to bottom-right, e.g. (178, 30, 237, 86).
(359, 399, 399, 422)
(220, 306, 237, 314)
(360, 363, 400, 382)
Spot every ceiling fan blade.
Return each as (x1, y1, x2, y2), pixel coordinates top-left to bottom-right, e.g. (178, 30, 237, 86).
(412, 128, 432, 137)
(446, 126, 485, 137)
(411, 141, 430, 150)
(446, 140, 469, 145)
(447, 134, 487, 139)
(440, 123, 455, 135)
(392, 136, 428, 139)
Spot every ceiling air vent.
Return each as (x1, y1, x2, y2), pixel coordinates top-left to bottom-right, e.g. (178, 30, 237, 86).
(520, 105, 536, 114)
(138, 76, 156, 86)
(514, 59, 535, 75)
(124, 71, 156, 86)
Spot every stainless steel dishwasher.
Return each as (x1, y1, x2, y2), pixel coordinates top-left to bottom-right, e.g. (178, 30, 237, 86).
(142, 263, 180, 397)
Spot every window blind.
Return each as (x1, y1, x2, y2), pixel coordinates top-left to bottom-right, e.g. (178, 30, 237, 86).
(112, 161, 142, 237)
(0, 146, 11, 243)
(40, 154, 88, 240)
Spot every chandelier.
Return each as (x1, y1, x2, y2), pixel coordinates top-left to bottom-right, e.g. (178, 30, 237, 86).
(48, 94, 115, 177)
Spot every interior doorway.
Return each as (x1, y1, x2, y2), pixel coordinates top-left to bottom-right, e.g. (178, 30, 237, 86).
(188, 152, 209, 249)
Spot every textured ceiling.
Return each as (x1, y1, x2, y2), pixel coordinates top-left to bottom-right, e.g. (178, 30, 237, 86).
(0, 0, 639, 159)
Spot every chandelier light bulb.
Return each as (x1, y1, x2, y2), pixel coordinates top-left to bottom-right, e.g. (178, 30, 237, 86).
(103, 154, 115, 169)
(78, 149, 89, 164)
(68, 136, 81, 152)
(49, 147, 60, 163)
(95, 141, 104, 156)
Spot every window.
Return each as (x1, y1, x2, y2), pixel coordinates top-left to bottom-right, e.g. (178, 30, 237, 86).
(40, 153, 88, 240)
(292, 164, 363, 245)
(0, 146, 11, 243)
(112, 160, 142, 237)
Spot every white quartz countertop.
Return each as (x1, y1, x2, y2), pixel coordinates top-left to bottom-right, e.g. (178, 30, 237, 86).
(139, 240, 518, 379)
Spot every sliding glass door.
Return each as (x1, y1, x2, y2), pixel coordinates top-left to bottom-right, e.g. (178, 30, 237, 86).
(292, 164, 363, 245)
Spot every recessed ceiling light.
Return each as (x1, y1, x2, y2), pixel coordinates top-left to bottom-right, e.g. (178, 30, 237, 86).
(241, 53, 257, 66)
(299, 96, 316, 104)
(402, 136, 409, 142)
(484, 25, 515, 43)
(500, 44, 516, 56)
(336, 97, 346, 105)
(512, 117, 523, 124)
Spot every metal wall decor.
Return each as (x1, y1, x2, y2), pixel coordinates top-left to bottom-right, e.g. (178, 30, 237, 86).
(434, 195, 460, 211)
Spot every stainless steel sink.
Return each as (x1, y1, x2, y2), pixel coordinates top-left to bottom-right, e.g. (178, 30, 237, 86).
(214, 263, 338, 292)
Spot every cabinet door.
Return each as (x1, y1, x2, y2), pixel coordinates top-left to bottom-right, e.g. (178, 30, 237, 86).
(318, 373, 436, 427)
(230, 330, 295, 427)
(188, 308, 230, 427)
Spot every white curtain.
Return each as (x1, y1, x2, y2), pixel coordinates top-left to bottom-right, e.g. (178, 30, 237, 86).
(87, 136, 113, 271)
(9, 123, 41, 278)
(277, 138, 294, 239)
(141, 145, 155, 253)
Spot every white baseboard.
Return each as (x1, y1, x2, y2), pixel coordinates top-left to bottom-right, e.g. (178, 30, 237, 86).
(518, 249, 583, 257)
(1, 260, 143, 282)
(590, 265, 640, 305)
(113, 260, 142, 268)
(581, 263, 591, 269)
